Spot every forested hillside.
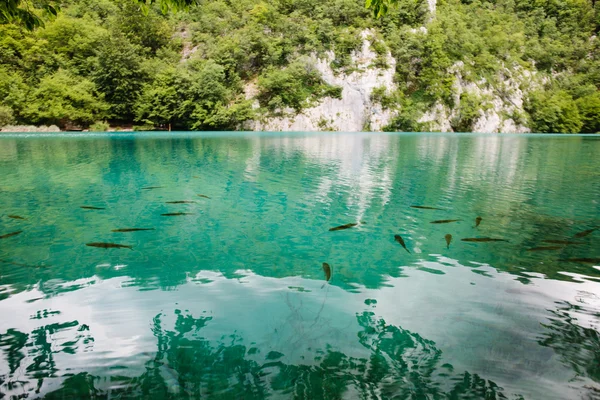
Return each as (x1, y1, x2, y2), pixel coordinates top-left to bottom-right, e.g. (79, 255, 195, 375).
(1, 0, 599, 133)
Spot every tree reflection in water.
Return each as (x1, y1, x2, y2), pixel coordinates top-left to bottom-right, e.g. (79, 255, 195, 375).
(1, 309, 520, 399)
(0, 320, 94, 397)
(538, 300, 600, 398)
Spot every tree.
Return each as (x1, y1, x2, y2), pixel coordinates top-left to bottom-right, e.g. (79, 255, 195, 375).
(37, 15, 106, 76)
(526, 89, 583, 133)
(0, 105, 14, 127)
(0, 0, 198, 30)
(257, 58, 341, 112)
(576, 92, 600, 133)
(134, 67, 191, 129)
(0, 0, 58, 30)
(22, 69, 108, 128)
(90, 33, 146, 120)
(134, 61, 255, 130)
(109, 1, 173, 54)
(188, 61, 254, 130)
(0, 67, 28, 119)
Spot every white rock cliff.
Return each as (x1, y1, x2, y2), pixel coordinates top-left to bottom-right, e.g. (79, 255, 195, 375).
(247, 30, 398, 132)
(245, 28, 534, 133)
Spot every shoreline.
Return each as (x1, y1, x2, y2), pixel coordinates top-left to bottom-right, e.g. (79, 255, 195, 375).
(1, 131, 598, 138)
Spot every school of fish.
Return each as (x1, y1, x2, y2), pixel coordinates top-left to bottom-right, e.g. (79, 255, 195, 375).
(326, 206, 598, 282)
(1, 195, 598, 282)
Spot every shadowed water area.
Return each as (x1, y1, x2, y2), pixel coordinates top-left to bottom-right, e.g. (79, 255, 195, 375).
(0, 132, 599, 399)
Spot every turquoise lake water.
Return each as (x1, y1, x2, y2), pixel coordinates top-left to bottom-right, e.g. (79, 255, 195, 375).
(0, 132, 599, 399)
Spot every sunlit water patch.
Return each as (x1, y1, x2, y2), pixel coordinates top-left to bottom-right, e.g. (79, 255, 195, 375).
(0, 132, 598, 399)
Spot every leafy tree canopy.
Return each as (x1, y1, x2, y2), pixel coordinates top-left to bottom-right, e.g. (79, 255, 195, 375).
(0, 0, 198, 30)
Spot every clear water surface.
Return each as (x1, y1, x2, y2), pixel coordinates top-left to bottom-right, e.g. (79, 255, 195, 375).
(0, 132, 599, 399)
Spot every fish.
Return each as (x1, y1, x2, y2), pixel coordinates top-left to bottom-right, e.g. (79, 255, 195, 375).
(80, 206, 105, 210)
(558, 258, 600, 264)
(329, 223, 358, 232)
(86, 242, 132, 250)
(410, 206, 444, 210)
(445, 234, 452, 249)
(461, 238, 508, 242)
(542, 240, 584, 245)
(7, 215, 26, 220)
(165, 201, 196, 204)
(0, 230, 23, 239)
(111, 228, 155, 232)
(526, 246, 563, 252)
(197, 194, 211, 199)
(475, 216, 482, 228)
(322, 262, 332, 281)
(574, 227, 598, 238)
(161, 213, 193, 216)
(431, 219, 462, 224)
(192, 176, 200, 179)
(394, 234, 411, 253)
(141, 186, 164, 190)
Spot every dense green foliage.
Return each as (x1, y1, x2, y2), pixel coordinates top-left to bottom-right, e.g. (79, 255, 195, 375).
(22, 69, 109, 128)
(380, 0, 600, 133)
(0, 0, 59, 30)
(0, 0, 598, 132)
(258, 58, 342, 112)
(0, 0, 196, 29)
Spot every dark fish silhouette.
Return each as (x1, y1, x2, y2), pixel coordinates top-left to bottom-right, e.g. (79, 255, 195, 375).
(558, 258, 600, 264)
(431, 219, 462, 224)
(542, 240, 584, 245)
(475, 216, 482, 228)
(445, 234, 452, 249)
(165, 201, 196, 204)
(161, 212, 193, 216)
(197, 194, 211, 199)
(111, 228, 155, 232)
(329, 223, 358, 232)
(86, 242, 132, 250)
(141, 186, 164, 190)
(461, 238, 508, 242)
(527, 246, 563, 252)
(7, 215, 26, 220)
(192, 176, 200, 178)
(411, 206, 444, 210)
(322, 262, 332, 281)
(574, 228, 598, 238)
(0, 230, 22, 239)
(394, 235, 411, 253)
(81, 206, 105, 210)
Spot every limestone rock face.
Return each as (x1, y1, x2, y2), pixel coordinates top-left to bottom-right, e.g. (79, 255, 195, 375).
(245, 27, 535, 133)
(247, 30, 398, 132)
(420, 63, 533, 133)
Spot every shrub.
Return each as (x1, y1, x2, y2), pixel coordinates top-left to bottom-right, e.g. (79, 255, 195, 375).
(383, 95, 429, 132)
(451, 92, 485, 132)
(133, 124, 155, 131)
(22, 70, 108, 129)
(0, 105, 15, 127)
(258, 58, 341, 111)
(89, 121, 110, 131)
(576, 92, 600, 133)
(526, 89, 583, 133)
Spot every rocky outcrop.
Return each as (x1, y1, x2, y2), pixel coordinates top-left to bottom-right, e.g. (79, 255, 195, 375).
(427, 0, 436, 15)
(420, 63, 532, 133)
(247, 30, 397, 132)
(245, 28, 535, 133)
(1, 125, 61, 133)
